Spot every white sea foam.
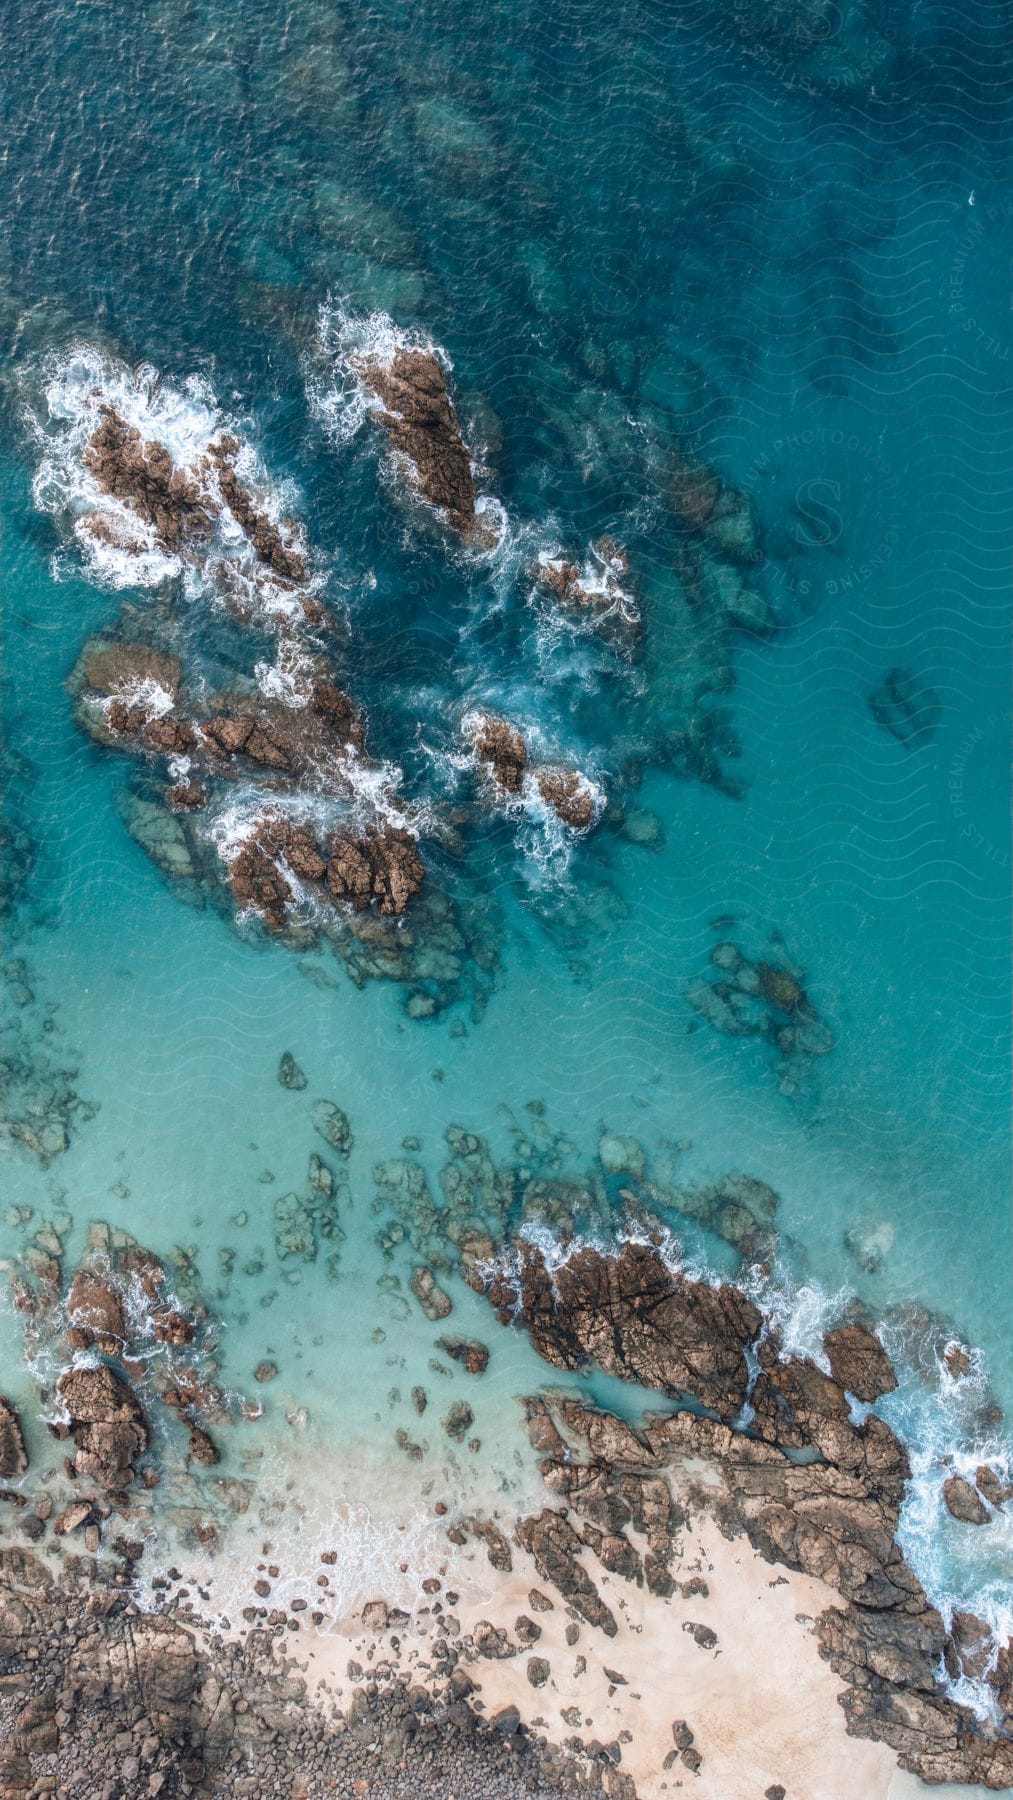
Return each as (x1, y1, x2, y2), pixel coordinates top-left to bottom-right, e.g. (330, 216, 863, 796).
(311, 301, 443, 447)
(99, 676, 177, 720)
(27, 344, 315, 627)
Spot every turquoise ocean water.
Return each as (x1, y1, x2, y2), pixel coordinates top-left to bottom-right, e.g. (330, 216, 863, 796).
(1, 0, 1010, 1739)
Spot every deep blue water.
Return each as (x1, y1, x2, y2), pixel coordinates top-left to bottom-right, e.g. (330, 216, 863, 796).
(1, 0, 1011, 1729)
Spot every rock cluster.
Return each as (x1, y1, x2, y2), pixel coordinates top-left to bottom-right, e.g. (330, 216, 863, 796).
(687, 934, 833, 1097)
(0, 1551, 600, 1800)
(533, 537, 639, 637)
(83, 405, 215, 554)
(468, 714, 597, 832)
(227, 813, 423, 930)
(480, 1238, 1013, 1792)
(8, 1223, 226, 1528)
(0, 1399, 28, 1480)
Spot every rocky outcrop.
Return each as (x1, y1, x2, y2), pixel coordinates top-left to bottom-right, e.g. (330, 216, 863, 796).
(823, 1322, 897, 1402)
(353, 347, 494, 547)
(942, 1474, 990, 1526)
(472, 714, 527, 794)
(206, 435, 306, 582)
(80, 640, 182, 708)
(534, 766, 596, 830)
(326, 825, 424, 916)
(686, 936, 833, 1097)
(83, 406, 214, 553)
(468, 715, 598, 833)
(437, 1336, 489, 1374)
(0, 1551, 600, 1799)
(0, 1400, 28, 1480)
(533, 537, 639, 636)
(65, 1272, 126, 1350)
(485, 1239, 1013, 1792)
(485, 1239, 760, 1419)
(55, 1364, 149, 1492)
(514, 1510, 618, 1637)
(410, 1265, 453, 1322)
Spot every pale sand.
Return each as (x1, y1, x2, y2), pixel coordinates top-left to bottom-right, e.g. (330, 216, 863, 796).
(295, 1510, 962, 1800)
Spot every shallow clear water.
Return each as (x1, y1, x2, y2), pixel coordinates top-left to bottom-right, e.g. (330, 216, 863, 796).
(1, 0, 1010, 1711)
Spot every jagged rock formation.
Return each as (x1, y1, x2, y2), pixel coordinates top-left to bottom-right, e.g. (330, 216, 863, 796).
(480, 1239, 1013, 1791)
(353, 347, 496, 548)
(485, 1237, 760, 1419)
(533, 537, 639, 637)
(83, 405, 215, 553)
(468, 714, 598, 833)
(0, 1400, 28, 1480)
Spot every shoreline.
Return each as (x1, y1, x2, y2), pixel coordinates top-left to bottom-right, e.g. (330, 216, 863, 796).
(2, 1227, 1012, 1796)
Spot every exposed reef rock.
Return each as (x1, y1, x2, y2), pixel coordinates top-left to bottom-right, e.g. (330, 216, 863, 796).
(533, 537, 639, 637)
(485, 1238, 760, 1419)
(0, 1400, 28, 1480)
(55, 1364, 150, 1493)
(942, 1474, 990, 1526)
(206, 434, 307, 582)
(78, 403, 313, 617)
(479, 1239, 1013, 1791)
(869, 666, 942, 746)
(73, 638, 364, 775)
(472, 714, 527, 795)
(83, 405, 215, 553)
(534, 766, 596, 830)
(352, 346, 496, 547)
(468, 714, 598, 833)
(823, 1321, 898, 1403)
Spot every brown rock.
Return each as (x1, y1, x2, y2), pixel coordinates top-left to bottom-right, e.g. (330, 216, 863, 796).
(56, 1364, 149, 1490)
(187, 1425, 220, 1467)
(435, 1336, 489, 1375)
(309, 680, 363, 751)
(535, 766, 595, 830)
(354, 348, 487, 543)
(83, 407, 214, 553)
(228, 830, 293, 931)
(66, 1271, 125, 1346)
(326, 826, 423, 916)
(152, 1308, 193, 1347)
(823, 1322, 898, 1403)
(514, 1510, 618, 1637)
(472, 715, 527, 794)
(166, 780, 206, 811)
(942, 1475, 989, 1525)
(207, 436, 307, 582)
(490, 1239, 761, 1420)
(975, 1464, 1012, 1509)
(0, 1400, 28, 1480)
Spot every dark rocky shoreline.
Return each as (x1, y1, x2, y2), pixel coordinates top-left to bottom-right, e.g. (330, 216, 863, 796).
(1, 1214, 1011, 1796)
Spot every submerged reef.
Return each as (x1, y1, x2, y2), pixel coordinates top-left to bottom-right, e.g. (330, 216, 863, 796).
(687, 929, 833, 1098)
(869, 666, 942, 746)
